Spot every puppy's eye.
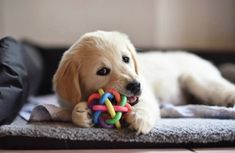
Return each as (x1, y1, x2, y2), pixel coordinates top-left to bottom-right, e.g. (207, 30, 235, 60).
(122, 56, 130, 63)
(96, 67, 110, 76)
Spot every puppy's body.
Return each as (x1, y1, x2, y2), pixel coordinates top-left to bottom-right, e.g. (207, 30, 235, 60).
(139, 51, 218, 105)
(139, 51, 235, 107)
(53, 31, 235, 134)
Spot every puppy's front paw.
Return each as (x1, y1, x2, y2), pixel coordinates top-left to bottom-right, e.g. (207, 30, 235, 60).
(126, 109, 155, 134)
(72, 102, 93, 128)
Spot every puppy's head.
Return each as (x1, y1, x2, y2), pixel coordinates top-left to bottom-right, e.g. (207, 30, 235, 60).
(53, 31, 141, 107)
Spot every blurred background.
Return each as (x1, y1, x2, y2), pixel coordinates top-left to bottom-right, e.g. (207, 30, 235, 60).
(0, 0, 235, 51)
(0, 0, 235, 95)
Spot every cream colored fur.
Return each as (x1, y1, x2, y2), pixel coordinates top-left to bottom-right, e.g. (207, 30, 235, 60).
(53, 31, 235, 134)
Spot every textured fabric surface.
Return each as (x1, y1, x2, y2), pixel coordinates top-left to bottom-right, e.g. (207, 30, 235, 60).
(0, 117, 235, 148)
(10, 95, 235, 148)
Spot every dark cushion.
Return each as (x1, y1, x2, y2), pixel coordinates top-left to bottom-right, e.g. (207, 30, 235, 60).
(0, 37, 43, 125)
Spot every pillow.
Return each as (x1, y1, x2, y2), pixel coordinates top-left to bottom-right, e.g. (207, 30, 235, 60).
(0, 37, 43, 124)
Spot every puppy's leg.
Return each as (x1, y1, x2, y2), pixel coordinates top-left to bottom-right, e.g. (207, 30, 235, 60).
(180, 73, 235, 106)
(126, 79, 160, 134)
(72, 102, 93, 127)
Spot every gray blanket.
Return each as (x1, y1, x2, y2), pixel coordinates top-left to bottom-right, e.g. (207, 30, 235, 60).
(0, 117, 235, 148)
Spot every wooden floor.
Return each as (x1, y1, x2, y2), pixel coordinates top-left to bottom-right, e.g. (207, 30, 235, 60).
(1, 148, 235, 153)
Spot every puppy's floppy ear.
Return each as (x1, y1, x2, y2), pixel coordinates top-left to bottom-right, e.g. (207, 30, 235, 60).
(53, 51, 81, 107)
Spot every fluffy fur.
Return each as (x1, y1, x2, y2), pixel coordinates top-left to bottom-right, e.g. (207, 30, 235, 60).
(53, 31, 235, 134)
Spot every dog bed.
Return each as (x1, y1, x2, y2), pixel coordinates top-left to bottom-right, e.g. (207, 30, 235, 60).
(1, 116, 235, 149)
(1, 94, 235, 149)
(1, 37, 235, 149)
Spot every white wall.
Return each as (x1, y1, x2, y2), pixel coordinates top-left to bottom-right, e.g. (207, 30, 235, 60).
(154, 0, 235, 51)
(0, 0, 5, 36)
(0, 0, 235, 51)
(0, 0, 155, 48)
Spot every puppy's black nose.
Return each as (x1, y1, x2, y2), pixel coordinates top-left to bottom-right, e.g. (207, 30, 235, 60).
(126, 81, 141, 95)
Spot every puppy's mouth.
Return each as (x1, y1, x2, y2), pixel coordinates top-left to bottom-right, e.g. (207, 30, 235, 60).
(109, 88, 140, 106)
(127, 96, 139, 106)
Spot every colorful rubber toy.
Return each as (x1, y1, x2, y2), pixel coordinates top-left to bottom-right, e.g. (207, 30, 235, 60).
(87, 88, 132, 129)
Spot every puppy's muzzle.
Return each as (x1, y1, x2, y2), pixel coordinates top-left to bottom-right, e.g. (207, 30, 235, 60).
(126, 80, 141, 95)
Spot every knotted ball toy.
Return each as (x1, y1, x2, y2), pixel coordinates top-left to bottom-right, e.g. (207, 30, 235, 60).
(88, 88, 132, 129)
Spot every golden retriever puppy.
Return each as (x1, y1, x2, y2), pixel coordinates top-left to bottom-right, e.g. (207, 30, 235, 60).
(53, 31, 235, 134)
